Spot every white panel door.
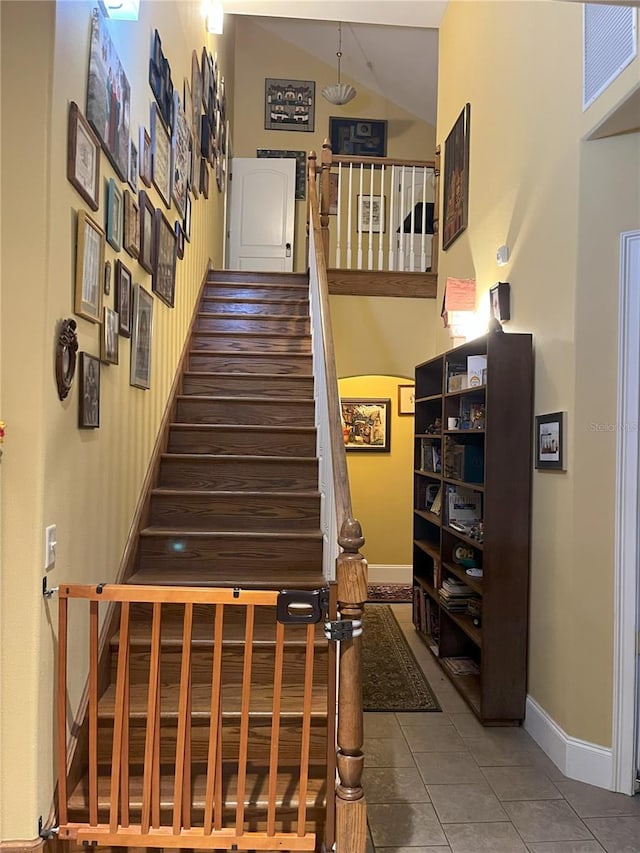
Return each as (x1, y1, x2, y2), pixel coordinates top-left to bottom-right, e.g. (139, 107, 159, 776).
(228, 158, 296, 271)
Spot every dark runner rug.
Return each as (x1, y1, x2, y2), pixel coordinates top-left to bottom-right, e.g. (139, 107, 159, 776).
(363, 604, 441, 712)
(367, 582, 413, 603)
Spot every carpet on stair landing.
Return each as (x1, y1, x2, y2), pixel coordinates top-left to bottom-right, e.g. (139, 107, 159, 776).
(363, 604, 441, 712)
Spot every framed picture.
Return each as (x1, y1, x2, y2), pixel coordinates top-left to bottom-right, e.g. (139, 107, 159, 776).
(201, 46, 211, 111)
(328, 172, 339, 215)
(152, 208, 177, 308)
(130, 284, 153, 390)
(149, 29, 173, 131)
(341, 398, 391, 452)
(67, 101, 100, 211)
(105, 178, 123, 251)
(123, 189, 139, 258)
(172, 91, 190, 218)
(115, 259, 132, 337)
(138, 190, 155, 274)
(489, 281, 511, 323)
(175, 221, 185, 260)
(257, 149, 306, 200)
(398, 384, 416, 416)
(264, 78, 315, 132)
(101, 306, 119, 365)
(329, 117, 387, 157)
(74, 210, 105, 324)
(200, 158, 209, 199)
(139, 126, 152, 187)
(358, 194, 386, 233)
(183, 192, 192, 243)
(442, 103, 471, 250)
(86, 8, 130, 181)
(151, 102, 172, 207)
(191, 50, 203, 154)
(79, 352, 100, 428)
(535, 412, 566, 470)
(128, 138, 138, 193)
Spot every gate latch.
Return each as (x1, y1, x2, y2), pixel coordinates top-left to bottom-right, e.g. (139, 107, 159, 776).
(276, 588, 329, 624)
(324, 619, 363, 642)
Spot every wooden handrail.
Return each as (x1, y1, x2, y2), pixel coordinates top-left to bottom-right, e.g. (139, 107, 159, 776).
(332, 153, 435, 169)
(307, 148, 352, 527)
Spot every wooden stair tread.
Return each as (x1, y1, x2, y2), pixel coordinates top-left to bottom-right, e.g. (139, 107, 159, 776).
(189, 349, 311, 358)
(140, 528, 323, 540)
(176, 395, 314, 404)
(202, 295, 309, 305)
(68, 764, 327, 810)
(151, 487, 320, 497)
(169, 423, 316, 433)
(195, 329, 310, 338)
(198, 312, 309, 321)
(161, 453, 317, 462)
(183, 372, 312, 381)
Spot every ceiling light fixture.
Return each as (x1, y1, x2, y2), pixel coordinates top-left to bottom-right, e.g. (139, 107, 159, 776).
(102, 0, 140, 20)
(322, 23, 356, 106)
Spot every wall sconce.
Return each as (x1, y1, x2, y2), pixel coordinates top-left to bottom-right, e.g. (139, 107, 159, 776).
(202, 0, 224, 34)
(101, 0, 140, 20)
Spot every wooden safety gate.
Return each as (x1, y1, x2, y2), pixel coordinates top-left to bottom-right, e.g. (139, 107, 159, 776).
(56, 583, 333, 851)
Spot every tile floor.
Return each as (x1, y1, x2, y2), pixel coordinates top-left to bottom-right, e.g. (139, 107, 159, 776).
(363, 604, 640, 853)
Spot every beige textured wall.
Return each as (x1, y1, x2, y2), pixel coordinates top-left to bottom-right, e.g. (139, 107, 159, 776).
(438, 0, 640, 747)
(339, 375, 415, 568)
(0, 0, 233, 839)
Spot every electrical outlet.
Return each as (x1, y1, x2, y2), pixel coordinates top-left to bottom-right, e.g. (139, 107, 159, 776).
(45, 524, 57, 570)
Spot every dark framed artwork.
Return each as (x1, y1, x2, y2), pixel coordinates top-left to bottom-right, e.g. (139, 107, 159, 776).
(442, 102, 471, 250)
(123, 189, 139, 258)
(341, 398, 391, 452)
(329, 117, 387, 157)
(535, 412, 566, 471)
(86, 7, 130, 181)
(200, 158, 209, 199)
(138, 189, 155, 274)
(191, 50, 203, 156)
(175, 221, 185, 260)
(257, 149, 306, 200)
(100, 306, 119, 365)
(67, 101, 100, 211)
(489, 281, 511, 323)
(115, 259, 132, 337)
(265, 78, 315, 132)
(149, 29, 173, 131)
(74, 210, 105, 324)
(152, 208, 177, 308)
(172, 90, 190, 218)
(105, 178, 123, 252)
(79, 352, 100, 428)
(139, 126, 152, 187)
(127, 137, 138, 193)
(55, 318, 78, 401)
(130, 285, 153, 390)
(151, 102, 172, 207)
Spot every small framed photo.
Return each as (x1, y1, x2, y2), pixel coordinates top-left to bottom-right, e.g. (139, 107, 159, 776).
(138, 190, 155, 274)
(67, 101, 100, 211)
(151, 102, 172, 207)
(79, 352, 100, 428)
(128, 137, 138, 193)
(139, 126, 152, 187)
(535, 411, 566, 470)
(74, 210, 105, 324)
(101, 306, 119, 365)
(264, 78, 315, 132)
(152, 208, 177, 308)
(341, 398, 391, 452)
(130, 284, 153, 390)
(398, 384, 415, 416)
(105, 178, 123, 251)
(183, 192, 192, 242)
(489, 281, 511, 323)
(123, 189, 139, 258)
(115, 259, 132, 337)
(358, 195, 385, 233)
(329, 116, 387, 157)
(175, 221, 185, 260)
(200, 157, 209, 199)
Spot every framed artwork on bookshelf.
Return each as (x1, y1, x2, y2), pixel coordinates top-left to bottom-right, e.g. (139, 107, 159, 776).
(340, 398, 391, 452)
(489, 281, 511, 323)
(397, 384, 415, 416)
(535, 411, 566, 470)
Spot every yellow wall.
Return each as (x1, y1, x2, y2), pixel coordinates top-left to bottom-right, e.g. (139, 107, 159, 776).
(0, 0, 234, 839)
(437, 0, 640, 747)
(339, 376, 415, 569)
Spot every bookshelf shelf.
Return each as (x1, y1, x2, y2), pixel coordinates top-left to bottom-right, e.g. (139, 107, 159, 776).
(412, 332, 533, 724)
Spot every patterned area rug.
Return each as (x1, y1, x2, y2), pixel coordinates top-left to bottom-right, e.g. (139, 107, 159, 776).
(367, 583, 413, 603)
(363, 605, 441, 712)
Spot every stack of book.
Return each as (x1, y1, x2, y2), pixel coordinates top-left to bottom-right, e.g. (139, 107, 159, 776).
(438, 577, 479, 613)
(441, 656, 480, 677)
(413, 585, 441, 645)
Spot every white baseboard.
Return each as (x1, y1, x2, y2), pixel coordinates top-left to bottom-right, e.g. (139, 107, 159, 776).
(525, 695, 614, 791)
(367, 564, 412, 584)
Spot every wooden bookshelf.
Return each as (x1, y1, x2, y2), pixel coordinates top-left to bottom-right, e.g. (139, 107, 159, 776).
(412, 331, 533, 724)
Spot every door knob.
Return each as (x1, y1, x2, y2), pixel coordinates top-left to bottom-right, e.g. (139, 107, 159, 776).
(285, 242, 292, 257)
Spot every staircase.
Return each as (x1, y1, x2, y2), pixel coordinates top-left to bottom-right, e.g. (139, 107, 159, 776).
(64, 271, 333, 850)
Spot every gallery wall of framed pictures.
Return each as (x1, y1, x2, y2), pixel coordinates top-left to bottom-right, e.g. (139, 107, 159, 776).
(63, 4, 229, 428)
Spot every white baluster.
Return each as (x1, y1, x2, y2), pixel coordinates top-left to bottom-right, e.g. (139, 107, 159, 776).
(388, 164, 395, 271)
(409, 167, 416, 272)
(398, 166, 406, 272)
(420, 167, 427, 272)
(335, 163, 342, 268)
(378, 164, 385, 270)
(346, 163, 353, 269)
(357, 164, 363, 270)
(368, 165, 374, 270)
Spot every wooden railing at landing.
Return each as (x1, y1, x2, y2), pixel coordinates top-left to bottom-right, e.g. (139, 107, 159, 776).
(308, 151, 368, 853)
(315, 139, 440, 299)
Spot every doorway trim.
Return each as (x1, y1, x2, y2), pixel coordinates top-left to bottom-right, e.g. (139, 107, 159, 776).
(612, 229, 640, 794)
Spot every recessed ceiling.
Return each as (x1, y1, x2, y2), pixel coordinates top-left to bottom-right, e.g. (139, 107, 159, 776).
(252, 16, 440, 123)
(225, 1, 448, 29)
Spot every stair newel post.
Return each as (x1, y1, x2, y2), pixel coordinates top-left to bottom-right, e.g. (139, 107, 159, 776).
(307, 150, 317, 243)
(335, 517, 368, 853)
(320, 138, 333, 266)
